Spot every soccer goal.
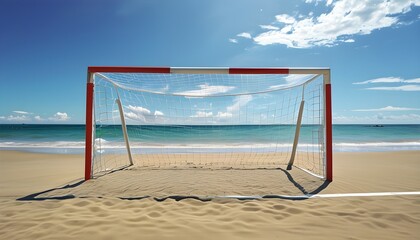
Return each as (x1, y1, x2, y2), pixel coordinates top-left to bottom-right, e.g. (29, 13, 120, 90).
(85, 67, 332, 183)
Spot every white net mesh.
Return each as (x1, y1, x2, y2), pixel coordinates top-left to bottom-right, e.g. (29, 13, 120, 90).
(91, 72, 326, 181)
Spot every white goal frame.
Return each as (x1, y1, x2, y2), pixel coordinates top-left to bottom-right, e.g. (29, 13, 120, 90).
(84, 67, 333, 182)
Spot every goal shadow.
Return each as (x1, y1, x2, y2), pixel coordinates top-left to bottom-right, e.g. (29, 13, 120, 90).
(17, 167, 330, 201)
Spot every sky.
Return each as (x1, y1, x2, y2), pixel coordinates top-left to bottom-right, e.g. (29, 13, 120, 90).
(0, 0, 419, 124)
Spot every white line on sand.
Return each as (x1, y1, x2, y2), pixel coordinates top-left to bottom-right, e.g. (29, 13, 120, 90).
(219, 191, 420, 200)
(308, 191, 420, 198)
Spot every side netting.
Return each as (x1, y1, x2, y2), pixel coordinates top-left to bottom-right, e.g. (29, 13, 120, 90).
(90, 71, 327, 181)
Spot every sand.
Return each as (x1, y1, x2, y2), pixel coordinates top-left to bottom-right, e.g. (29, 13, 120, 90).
(1, 150, 420, 239)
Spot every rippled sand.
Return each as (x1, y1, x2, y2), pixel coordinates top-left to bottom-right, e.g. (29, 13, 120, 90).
(1, 151, 420, 239)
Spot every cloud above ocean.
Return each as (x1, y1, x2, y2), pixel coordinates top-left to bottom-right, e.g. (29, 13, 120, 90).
(234, 0, 419, 48)
(353, 77, 420, 92)
(0, 111, 71, 123)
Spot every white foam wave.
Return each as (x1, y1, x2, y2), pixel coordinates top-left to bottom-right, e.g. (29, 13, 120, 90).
(0, 141, 292, 149)
(335, 142, 420, 147)
(0, 141, 86, 148)
(334, 141, 420, 152)
(1, 141, 420, 153)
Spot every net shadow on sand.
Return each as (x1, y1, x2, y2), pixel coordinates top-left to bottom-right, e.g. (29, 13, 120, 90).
(17, 166, 330, 201)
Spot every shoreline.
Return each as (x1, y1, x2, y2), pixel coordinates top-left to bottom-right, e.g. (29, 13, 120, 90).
(1, 139, 420, 154)
(1, 124, 419, 154)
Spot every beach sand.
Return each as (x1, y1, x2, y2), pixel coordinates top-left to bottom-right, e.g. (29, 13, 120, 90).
(1, 150, 419, 239)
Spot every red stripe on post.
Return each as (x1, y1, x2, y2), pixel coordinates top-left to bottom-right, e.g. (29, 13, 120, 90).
(229, 68, 289, 74)
(88, 66, 171, 74)
(325, 84, 333, 182)
(85, 82, 94, 181)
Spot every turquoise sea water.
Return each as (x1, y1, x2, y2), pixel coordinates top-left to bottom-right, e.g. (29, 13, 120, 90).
(0, 124, 419, 153)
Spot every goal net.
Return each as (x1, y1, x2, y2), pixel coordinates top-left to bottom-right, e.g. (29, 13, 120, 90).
(85, 67, 332, 190)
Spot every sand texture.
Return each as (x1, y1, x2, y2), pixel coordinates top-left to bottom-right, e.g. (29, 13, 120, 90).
(1, 150, 420, 239)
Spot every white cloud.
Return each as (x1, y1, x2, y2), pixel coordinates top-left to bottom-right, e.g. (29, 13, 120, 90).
(284, 74, 312, 83)
(191, 111, 213, 118)
(13, 110, 31, 115)
(275, 14, 296, 24)
(0, 111, 71, 123)
(154, 110, 164, 116)
(366, 85, 420, 91)
(125, 111, 146, 122)
(354, 77, 402, 84)
(176, 84, 235, 97)
(229, 38, 238, 43)
(305, 0, 331, 6)
(49, 112, 70, 121)
(333, 113, 420, 124)
(259, 25, 279, 30)
(126, 105, 151, 115)
(353, 106, 420, 112)
(353, 76, 420, 92)
(237, 32, 252, 39)
(269, 74, 317, 89)
(353, 77, 420, 85)
(343, 39, 355, 43)
(407, 78, 420, 83)
(189, 96, 252, 122)
(380, 114, 420, 121)
(124, 105, 165, 123)
(227, 95, 253, 113)
(0, 113, 31, 122)
(268, 83, 293, 90)
(3, 115, 30, 121)
(216, 112, 233, 118)
(254, 0, 419, 48)
(260, 113, 267, 120)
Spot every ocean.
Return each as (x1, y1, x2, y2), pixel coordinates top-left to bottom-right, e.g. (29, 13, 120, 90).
(0, 124, 419, 154)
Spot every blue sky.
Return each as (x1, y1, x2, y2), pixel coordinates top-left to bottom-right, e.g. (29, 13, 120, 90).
(0, 0, 419, 124)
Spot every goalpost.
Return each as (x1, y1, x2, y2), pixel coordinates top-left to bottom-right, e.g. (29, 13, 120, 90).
(85, 67, 332, 183)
